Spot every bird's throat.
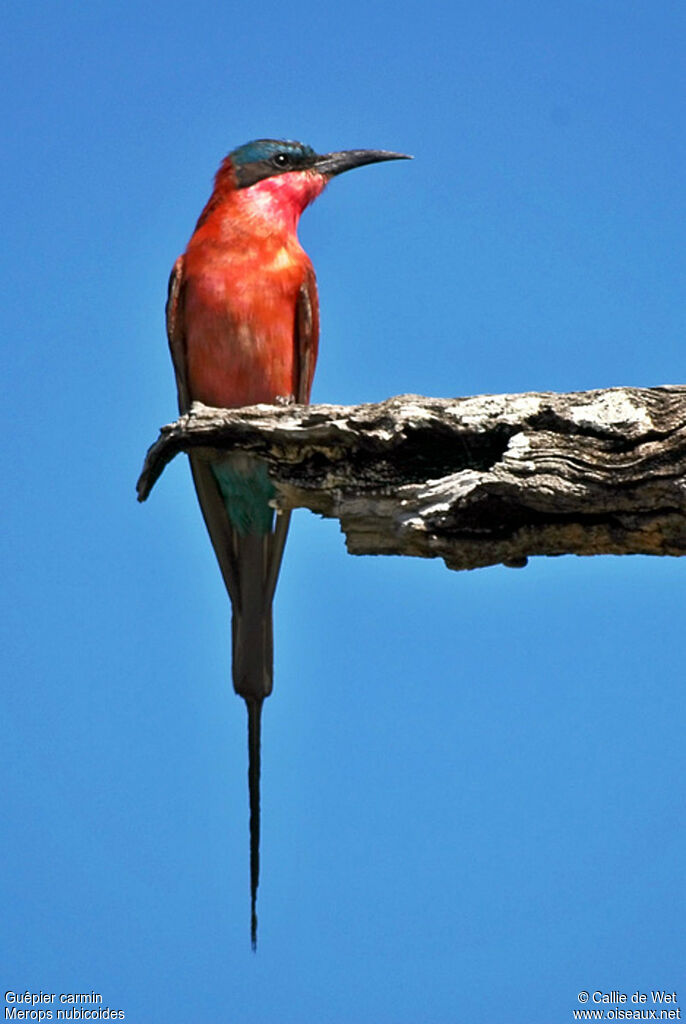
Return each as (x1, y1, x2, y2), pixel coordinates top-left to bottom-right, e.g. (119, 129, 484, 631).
(236, 171, 328, 234)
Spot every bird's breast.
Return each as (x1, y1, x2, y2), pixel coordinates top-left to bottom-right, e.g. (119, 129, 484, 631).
(183, 237, 309, 409)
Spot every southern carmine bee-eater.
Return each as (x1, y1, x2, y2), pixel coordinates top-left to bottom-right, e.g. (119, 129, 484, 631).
(166, 138, 410, 947)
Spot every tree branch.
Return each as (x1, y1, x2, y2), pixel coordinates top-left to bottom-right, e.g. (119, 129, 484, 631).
(137, 386, 686, 571)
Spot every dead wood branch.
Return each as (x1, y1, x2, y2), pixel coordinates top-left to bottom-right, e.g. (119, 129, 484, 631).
(137, 386, 686, 571)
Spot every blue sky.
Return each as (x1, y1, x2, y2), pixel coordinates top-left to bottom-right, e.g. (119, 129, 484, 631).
(3, 1, 685, 1021)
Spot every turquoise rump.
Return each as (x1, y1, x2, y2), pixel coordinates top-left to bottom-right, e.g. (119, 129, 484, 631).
(211, 456, 276, 535)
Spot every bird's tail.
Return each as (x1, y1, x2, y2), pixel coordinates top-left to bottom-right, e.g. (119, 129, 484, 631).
(191, 452, 291, 949)
(230, 532, 272, 951)
(230, 517, 290, 950)
(231, 533, 274, 700)
(245, 695, 262, 950)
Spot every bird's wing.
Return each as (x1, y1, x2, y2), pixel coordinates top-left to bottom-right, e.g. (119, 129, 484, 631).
(265, 269, 319, 593)
(265, 269, 319, 601)
(295, 265, 320, 403)
(166, 255, 241, 608)
(166, 256, 191, 413)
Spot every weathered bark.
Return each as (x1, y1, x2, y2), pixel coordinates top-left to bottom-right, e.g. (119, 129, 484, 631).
(137, 386, 686, 571)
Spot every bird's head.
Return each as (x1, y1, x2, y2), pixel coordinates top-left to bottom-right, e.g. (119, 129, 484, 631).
(211, 138, 411, 231)
(228, 138, 411, 187)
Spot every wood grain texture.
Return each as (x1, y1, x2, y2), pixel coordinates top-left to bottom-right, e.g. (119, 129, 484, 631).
(138, 386, 686, 571)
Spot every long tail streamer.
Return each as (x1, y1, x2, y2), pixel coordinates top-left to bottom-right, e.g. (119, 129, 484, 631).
(246, 697, 263, 950)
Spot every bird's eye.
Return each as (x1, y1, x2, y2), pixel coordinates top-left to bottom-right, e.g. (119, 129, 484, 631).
(272, 152, 292, 168)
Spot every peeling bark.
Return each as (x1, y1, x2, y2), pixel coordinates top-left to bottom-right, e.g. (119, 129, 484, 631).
(137, 386, 686, 571)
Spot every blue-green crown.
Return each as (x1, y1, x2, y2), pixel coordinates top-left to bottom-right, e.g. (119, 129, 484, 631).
(230, 139, 317, 167)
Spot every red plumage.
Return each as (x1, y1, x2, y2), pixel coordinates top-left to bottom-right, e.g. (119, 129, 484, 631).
(166, 156, 324, 952)
(164, 139, 410, 949)
(181, 168, 324, 408)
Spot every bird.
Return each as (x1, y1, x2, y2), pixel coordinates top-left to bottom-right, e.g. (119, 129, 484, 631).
(166, 138, 411, 948)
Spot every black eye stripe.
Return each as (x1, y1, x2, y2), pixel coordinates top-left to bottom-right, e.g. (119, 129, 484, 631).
(234, 145, 318, 188)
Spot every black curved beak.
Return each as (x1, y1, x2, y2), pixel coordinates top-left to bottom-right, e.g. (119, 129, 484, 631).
(313, 149, 412, 177)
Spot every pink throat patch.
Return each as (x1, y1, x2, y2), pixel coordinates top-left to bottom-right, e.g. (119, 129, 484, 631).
(238, 170, 328, 232)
